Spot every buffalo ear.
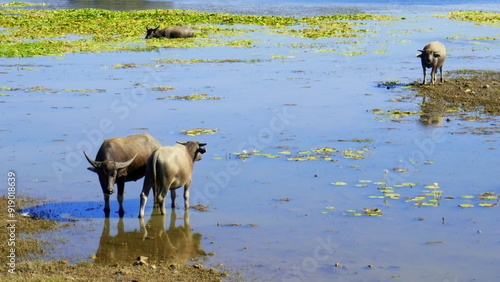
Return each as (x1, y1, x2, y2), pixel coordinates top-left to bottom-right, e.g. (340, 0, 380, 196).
(87, 166, 99, 173)
(117, 168, 128, 178)
(416, 53, 422, 58)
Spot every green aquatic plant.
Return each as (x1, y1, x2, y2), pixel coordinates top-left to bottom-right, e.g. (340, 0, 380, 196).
(478, 192, 498, 200)
(0, 2, 46, 7)
(0, 7, 399, 57)
(152, 86, 176, 91)
(448, 11, 500, 24)
(180, 128, 218, 136)
(372, 108, 421, 122)
(343, 208, 383, 217)
(168, 94, 224, 100)
(478, 202, 498, 207)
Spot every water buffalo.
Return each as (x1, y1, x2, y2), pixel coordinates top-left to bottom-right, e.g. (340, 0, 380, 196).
(145, 26, 194, 39)
(138, 141, 207, 218)
(417, 41, 446, 85)
(84, 133, 162, 217)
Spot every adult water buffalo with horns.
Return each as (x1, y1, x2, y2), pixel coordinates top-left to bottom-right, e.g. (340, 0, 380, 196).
(84, 133, 162, 217)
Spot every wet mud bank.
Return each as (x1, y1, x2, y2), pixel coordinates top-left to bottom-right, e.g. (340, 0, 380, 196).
(413, 70, 500, 115)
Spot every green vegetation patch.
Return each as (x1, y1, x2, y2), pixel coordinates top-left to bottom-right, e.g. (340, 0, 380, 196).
(448, 11, 500, 24)
(343, 208, 383, 217)
(0, 2, 46, 7)
(169, 94, 224, 100)
(0, 7, 399, 57)
(152, 86, 176, 91)
(231, 144, 372, 162)
(372, 108, 421, 122)
(180, 128, 219, 136)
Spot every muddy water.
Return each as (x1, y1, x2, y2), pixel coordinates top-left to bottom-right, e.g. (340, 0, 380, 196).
(2, 1, 500, 281)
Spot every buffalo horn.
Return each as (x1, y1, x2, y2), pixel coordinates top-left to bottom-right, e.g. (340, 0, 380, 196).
(116, 154, 137, 169)
(83, 151, 100, 167)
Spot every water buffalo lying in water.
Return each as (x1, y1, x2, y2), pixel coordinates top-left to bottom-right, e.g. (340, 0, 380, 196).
(138, 141, 207, 218)
(417, 41, 446, 85)
(145, 26, 194, 39)
(84, 133, 162, 217)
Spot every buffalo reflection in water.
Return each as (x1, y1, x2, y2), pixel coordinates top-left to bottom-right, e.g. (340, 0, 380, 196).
(95, 207, 205, 265)
(419, 96, 447, 127)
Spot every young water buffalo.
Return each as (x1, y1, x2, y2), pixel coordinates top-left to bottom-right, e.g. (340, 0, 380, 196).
(84, 133, 162, 217)
(145, 26, 194, 39)
(417, 41, 446, 85)
(138, 141, 207, 218)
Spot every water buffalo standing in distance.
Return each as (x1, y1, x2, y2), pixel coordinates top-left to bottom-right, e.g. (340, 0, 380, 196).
(145, 26, 194, 39)
(417, 41, 446, 85)
(138, 141, 207, 218)
(84, 133, 162, 217)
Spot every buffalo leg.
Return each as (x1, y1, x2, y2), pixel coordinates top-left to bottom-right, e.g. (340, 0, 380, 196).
(439, 65, 444, 83)
(183, 182, 191, 209)
(139, 167, 154, 218)
(103, 194, 111, 218)
(422, 66, 427, 85)
(430, 66, 436, 85)
(139, 191, 149, 218)
(170, 189, 176, 208)
(139, 182, 152, 219)
(117, 182, 125, 217)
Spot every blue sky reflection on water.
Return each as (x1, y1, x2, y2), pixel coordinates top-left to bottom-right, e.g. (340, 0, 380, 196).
(1, 1, 499, 281)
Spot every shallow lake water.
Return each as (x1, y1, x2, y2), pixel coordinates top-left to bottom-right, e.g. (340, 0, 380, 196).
(1, 1, 500, 281)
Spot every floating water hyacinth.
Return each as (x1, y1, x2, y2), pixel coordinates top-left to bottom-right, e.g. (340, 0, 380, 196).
(478, 203, 498, 207)
(478, 192, 499, 200)
(169, 94, 224, 100)
(180, 128, 219, 136)
(424, 183, 440, 189)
